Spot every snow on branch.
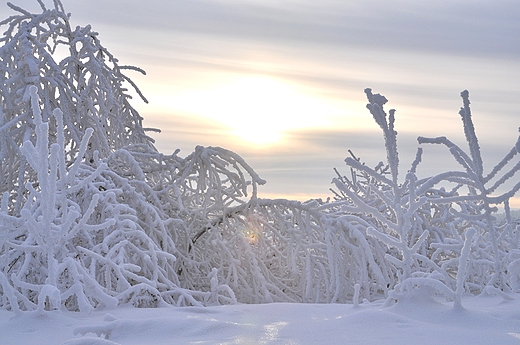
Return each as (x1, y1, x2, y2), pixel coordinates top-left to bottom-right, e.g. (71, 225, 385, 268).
(1, 1, 519, 313)
(333, 88, 520, 308)
(0, 0, 156, 214)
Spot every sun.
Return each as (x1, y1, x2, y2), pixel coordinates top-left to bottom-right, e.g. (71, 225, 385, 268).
(170, 75, 340, 147)
(215, 77, 306, 146)
(242, 226, 260, 244)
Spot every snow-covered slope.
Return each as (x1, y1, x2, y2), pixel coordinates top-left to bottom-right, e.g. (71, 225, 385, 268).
(2, 293, 520, 345)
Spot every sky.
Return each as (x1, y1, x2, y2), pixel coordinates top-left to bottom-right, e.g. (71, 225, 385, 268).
(4, 0, 520, 206)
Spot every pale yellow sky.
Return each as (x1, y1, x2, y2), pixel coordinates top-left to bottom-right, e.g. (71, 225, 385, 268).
(15, 0, 518, 207)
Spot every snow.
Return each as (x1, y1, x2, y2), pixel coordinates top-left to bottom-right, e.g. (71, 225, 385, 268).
(2, 3, 520, 345)
(2, 293, 520, 345)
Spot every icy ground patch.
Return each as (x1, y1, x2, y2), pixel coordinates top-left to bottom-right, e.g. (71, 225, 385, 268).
(2, 293, 520, 345)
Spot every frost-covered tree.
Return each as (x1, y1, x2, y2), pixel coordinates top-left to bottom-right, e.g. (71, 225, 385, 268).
(0, 1, 381, 310)
(1, 0, 519, 313)
(0, 1, 225, 311)
(331, 88, 520, 307)
(0, 1, 155, 214)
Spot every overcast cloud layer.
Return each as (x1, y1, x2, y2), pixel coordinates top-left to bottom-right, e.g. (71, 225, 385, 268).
(4, 0, 520, 204)
(62, 0, 520, 58)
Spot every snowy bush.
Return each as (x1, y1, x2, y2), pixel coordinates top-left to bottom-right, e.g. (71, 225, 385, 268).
(331, 88, 520, 306)
(0, 1, 378, 310)
(1, 85, 173, 311)
(0, 1, 155, 215)
(0, 1, 519, 312)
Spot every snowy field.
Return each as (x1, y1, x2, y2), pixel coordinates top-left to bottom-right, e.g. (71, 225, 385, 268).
(3, 293, 520, 345)
(2, 3, 520, 345)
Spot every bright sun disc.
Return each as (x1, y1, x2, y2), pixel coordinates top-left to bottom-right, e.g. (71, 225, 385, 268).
(171, 75, 341, 147)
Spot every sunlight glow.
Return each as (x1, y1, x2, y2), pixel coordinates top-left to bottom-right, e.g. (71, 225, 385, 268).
(170, 75, 345, 147)
(243, 227, 259, 244)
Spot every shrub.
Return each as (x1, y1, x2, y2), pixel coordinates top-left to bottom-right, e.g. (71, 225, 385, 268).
(1, 1, 518, 312)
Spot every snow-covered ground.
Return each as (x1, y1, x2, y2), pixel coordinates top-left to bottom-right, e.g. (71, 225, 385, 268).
(3, 293, 520, 345)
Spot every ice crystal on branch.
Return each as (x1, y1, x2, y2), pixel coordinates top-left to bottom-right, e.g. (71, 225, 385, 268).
(333, 89, 520, 307)
(1, 0, 519, 313)
(0, 0, 155, 214)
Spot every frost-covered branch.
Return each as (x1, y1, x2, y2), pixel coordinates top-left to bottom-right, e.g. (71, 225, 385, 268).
(332, 88, 520, 307)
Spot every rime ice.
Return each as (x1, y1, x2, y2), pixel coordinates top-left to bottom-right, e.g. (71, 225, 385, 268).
(0, 2, 519, 339)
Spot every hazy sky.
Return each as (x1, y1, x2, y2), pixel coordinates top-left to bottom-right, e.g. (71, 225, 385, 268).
(5, 1, 520, 206)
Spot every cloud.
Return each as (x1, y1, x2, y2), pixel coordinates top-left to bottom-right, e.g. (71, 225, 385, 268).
(63, 0, 520, 59)
(243, 125, 519, 200)
(10, 0, 517, 204)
